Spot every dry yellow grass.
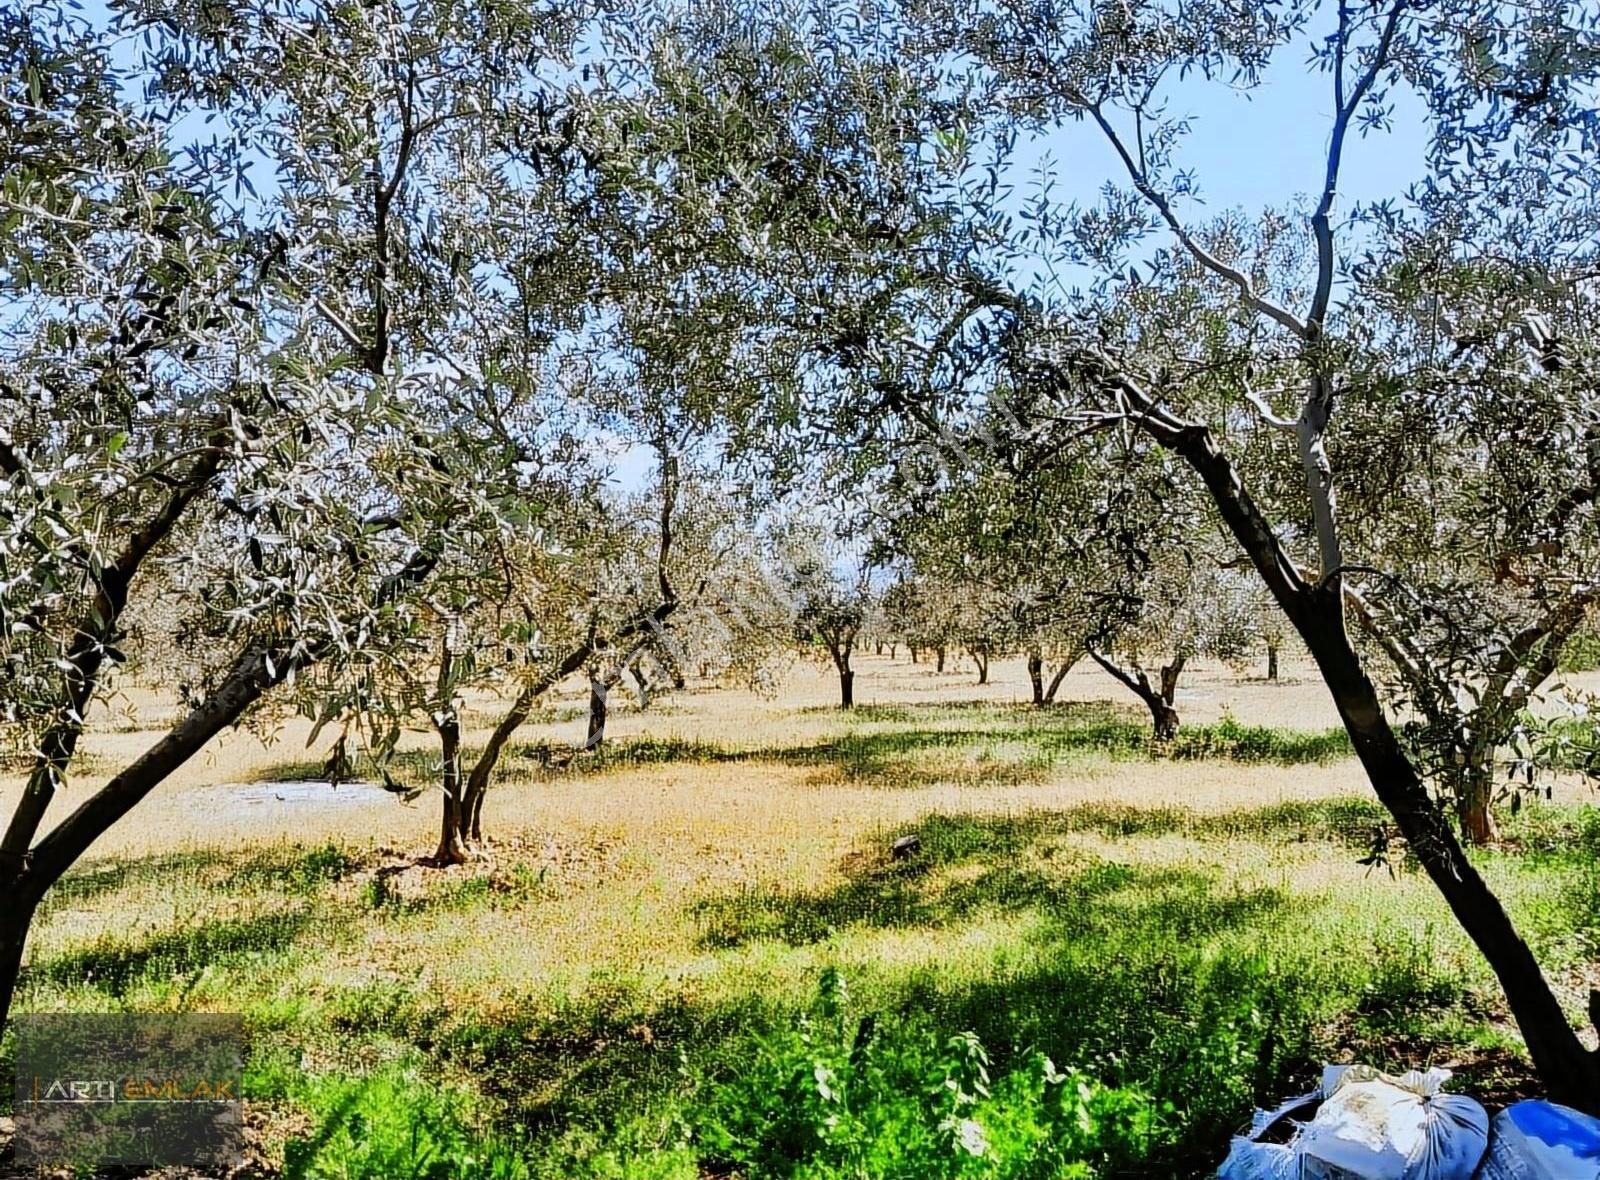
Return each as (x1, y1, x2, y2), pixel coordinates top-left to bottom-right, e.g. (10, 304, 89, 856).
(12, 651, 1597, 865)
(3, 653, 1374, 859)
(13, 653, 1384, 1010)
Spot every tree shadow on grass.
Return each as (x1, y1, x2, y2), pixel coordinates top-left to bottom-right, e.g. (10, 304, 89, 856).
(41, 842, 361, 915)
(793, 698, 1138, 724)
(278, 801, 1496, 1176)
(245, 699, 1350, 792)
(671, 803, 1426, 1169)
(23, 908, 317, 998)
(469, 826, 1308, 1174)
(692, 801, 1386, 952)
(698, 809, 1299, 939)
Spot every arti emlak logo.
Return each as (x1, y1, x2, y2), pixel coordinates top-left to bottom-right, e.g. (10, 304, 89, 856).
(13, 1013, 244, 1169)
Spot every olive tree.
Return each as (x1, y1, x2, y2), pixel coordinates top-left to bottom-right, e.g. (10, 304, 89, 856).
(0, 5, 482, 1031)
(1087, 555, 1258, 738)
(901, 0, 1600, 1104)
(879, 388, 1175, 706)
(775, 518, 873, 708)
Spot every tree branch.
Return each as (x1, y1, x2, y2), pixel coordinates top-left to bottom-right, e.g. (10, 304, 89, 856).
(1083, 102, 1309, 339)
(21, 543, 438, 891)
(1309, 0, 1406, 331)
(1, 442, 226, 867)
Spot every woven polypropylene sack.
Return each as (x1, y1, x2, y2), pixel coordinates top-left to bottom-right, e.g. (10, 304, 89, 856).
(1217, 1067, 1342, 1180)
(1297, 1067, 1488, 1180)
(1474, 1100, 1600, 1180)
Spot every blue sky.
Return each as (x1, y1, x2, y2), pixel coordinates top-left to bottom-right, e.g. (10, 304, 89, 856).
(1016, 34, 1432, 225)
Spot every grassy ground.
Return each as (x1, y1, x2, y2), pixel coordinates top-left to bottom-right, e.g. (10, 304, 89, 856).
(5, 656, 1600, 1178)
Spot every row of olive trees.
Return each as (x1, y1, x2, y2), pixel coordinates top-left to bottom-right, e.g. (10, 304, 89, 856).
(0, 0, 874, 1034)
(871, 453, 1292, 734)
(774, 484, 1296, 727)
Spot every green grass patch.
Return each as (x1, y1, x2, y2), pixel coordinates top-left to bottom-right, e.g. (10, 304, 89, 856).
(282, 1063, 531, 1180)
(24, 706, 1600, 1179)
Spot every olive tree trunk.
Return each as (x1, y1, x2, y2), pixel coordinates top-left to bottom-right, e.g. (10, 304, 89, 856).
(586, 673, 611, 749)
(1297, 603, 1598, 1105)
(1458, 759, 1501, 847)
(0, 637, 339, 1037)
(1158, 399, 1600, 1108)
(446, 600, 679, 856)
(831, 645, 856, 708)
(0, 476, 433, 1041)
(1088, 649, 1183, 740)
(0, 887, 43, 1038)
(432, 708, 470, 865)
(1043, 658, 1073, 704)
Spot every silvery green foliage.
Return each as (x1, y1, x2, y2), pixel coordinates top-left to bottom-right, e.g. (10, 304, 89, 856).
(891, 0, 1600, 813)
(0, 2, 514, 781)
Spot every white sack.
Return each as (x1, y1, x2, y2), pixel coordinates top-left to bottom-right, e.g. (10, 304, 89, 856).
(1298, 1066, 1488, 1180)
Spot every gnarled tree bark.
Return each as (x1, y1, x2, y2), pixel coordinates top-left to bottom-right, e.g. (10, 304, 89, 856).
(1088, 647, 1183, 740)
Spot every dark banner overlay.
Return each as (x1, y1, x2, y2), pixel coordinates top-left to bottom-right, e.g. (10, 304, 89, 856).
(13, 1013, 244, 1169)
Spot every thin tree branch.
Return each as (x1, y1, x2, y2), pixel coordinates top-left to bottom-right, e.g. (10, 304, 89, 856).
(1082, 102, 1309, 339)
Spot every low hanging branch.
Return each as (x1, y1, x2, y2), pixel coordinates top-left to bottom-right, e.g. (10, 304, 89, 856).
(0, 541, 439, 1030)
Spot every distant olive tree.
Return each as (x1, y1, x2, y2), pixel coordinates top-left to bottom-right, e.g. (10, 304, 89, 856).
(776, 520, 873, 708)
(1088, 558, 1257, 740)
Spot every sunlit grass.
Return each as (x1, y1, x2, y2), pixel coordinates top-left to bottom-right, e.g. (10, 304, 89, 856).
(10, 671, 1598, 1176)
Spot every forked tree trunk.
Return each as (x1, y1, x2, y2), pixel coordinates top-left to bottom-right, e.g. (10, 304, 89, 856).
(1089, 649, 1183, 740)
(1027, 649, 1046, 705)
(1043, 659, 1072, 704)
(889, 644, 897, 659)
(456, 642, 593, 851)
(1148, 694, 1179, 741)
